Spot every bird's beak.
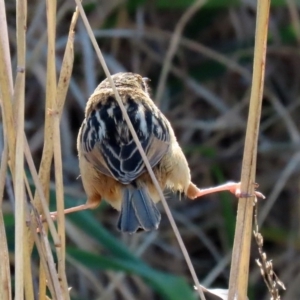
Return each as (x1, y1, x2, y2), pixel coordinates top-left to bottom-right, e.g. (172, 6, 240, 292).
(143, 77, 151, 82)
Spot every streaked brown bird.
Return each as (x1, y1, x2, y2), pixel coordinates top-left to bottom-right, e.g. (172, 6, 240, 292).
(56, 72, 264, 234)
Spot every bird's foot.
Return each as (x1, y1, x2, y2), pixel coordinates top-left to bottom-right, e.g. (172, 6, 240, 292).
(188, 181, 265, 200)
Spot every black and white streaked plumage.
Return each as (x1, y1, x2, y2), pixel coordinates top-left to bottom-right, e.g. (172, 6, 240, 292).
(74, 72, 264, 234)
(80, 93, 170, 184)
(77, 72, 200, 233)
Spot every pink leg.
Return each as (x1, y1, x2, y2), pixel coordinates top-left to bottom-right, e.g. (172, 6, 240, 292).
(191, 181, 265, 200)
(37, 203, 97, 232)
(43, 203, 96, 222)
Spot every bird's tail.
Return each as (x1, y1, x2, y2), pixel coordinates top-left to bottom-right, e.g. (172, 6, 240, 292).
(117, 186, 161, 234)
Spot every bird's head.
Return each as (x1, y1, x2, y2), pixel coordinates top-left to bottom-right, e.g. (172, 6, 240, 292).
(98, 72, 151, 95)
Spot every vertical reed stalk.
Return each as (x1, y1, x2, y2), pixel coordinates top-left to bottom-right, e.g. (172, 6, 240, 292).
(228, 1, 271, 299)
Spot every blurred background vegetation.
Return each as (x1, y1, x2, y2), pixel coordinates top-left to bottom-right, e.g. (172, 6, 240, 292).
(2, 0, 300, 299)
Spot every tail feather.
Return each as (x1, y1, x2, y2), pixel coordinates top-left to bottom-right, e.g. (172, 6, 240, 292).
(117, 187, 161, 234)
(117, 188, 140, 233)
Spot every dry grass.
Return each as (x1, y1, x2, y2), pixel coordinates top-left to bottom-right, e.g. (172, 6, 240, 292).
(0, 0, 298, 299)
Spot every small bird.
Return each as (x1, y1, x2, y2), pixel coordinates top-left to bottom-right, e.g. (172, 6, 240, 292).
(59, 72, 264, 234)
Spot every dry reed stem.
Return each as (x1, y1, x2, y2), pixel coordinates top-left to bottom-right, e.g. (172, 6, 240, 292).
(0, 2, 16, 299)
(29, 210, 62, 299)
(14, 1, 27, 298)
(25, 167, 62, 298)
(36, 0, 56, 205)
(51, 111, 70, 299)
(0, 143, 11, 300)
(30, 4, 78, 233)
(0, 10, 15, 162)
(24, 138, 59, 241)
(47, 8, 78, 299)
(27, 4, 78, 298)
(0, 7, 12, 295)
(0, 0, 13, 92)
(13, 0, 64, 298)
(20, 172, 35, 300)
(14, 70, 26, 298)
(38, 0, 57, 297)
(23, 220, 35, 300)
(24, 140, 64, 299)
(0, 0, 39, 298)
(228, 1, 270, 299)
(17, 3, 78, 296)
(51, 7, 79, 299)
(74, 0, 206, 299)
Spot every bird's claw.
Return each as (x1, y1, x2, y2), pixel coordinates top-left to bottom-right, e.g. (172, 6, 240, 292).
(36, 213, 57, 233)
(232, 182, 265, 199)
(40, 213, 57, 223)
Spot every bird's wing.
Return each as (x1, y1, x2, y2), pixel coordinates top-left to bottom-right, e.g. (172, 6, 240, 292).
(79, 96, 170, 184)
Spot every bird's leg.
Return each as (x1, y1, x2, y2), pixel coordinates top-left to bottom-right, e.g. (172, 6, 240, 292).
(187, 181, 265, 200)
(42, 202, 97, 223)
(37, 203, 98, 233)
